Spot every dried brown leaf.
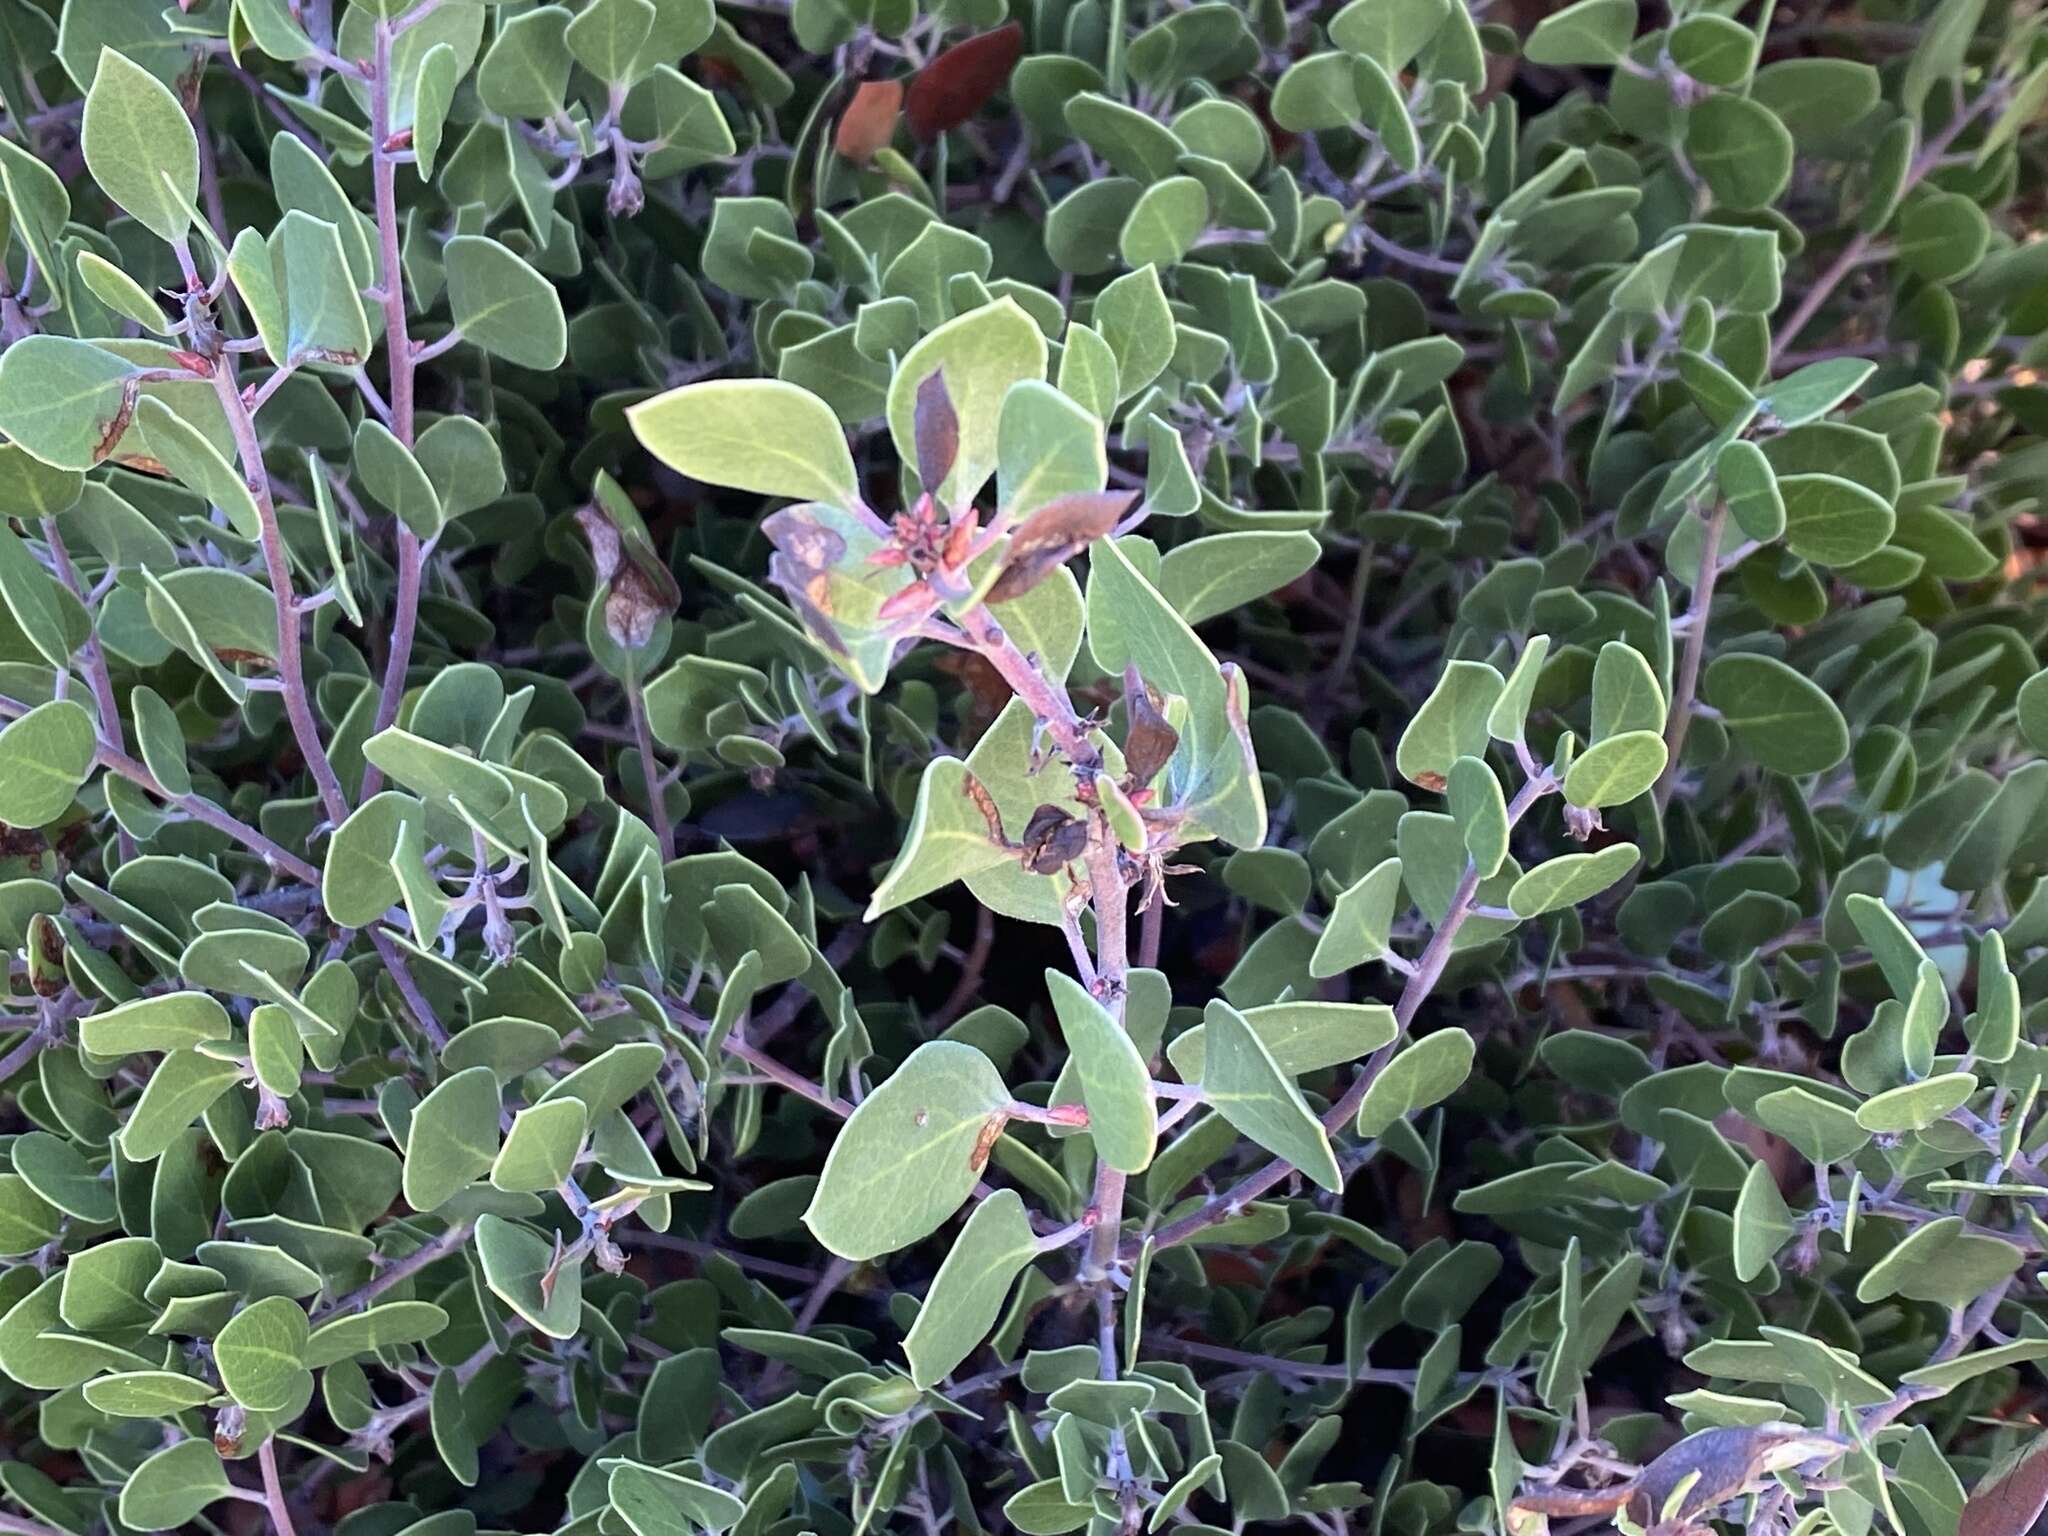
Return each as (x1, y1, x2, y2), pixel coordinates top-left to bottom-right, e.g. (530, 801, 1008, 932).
(835, 78, 903, 162)
(904, 22, 1024, 142)
(987, 489, 1136, 603)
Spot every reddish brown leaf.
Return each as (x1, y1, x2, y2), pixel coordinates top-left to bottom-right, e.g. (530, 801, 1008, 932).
(905, 22, 1024, 142)
(986, 489, 1137, 603)
(1963, 1435, 2048, 1536)
(834, 78, 903, 163)
(914, 370, 959, 496)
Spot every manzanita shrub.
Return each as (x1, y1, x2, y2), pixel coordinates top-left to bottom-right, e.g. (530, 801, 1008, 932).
(2, 0, 2048, 1532)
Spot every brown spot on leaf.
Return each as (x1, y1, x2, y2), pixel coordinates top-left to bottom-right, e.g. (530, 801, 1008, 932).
(969, 1110, 1007, 1172)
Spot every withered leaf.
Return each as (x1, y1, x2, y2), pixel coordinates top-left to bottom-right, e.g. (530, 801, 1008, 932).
(904, 22, 1024, 143)
(914, 370, 959, 498)
(1962, 1434, 2048, 1536)
(987, 489, 1136, 604)
(835, 78, 903, 162)
(577, 479, 681, 651)
(1019, 803, 1089, 875)
(1121, 665, 1179, 787)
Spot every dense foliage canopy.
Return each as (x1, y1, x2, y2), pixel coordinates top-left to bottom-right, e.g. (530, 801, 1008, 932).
(1, 0, 2047, 1534)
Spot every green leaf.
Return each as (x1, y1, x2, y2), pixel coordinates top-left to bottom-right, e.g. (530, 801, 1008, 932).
(1046, 969, 1155, 1174)
(214, 1294, 311, 1411)
(1508, 844, 1641, 918)
(401, 1066, 502, 1212)
(629, 378, 859, 511)
(1717, 440, 1785, 542)
(901, 1188, 1039, 1388)
(565, 0, 654, 87)
(1751, 1086, 1869, 1165)
(1701, 653, 1850, 774)
(1092, 263, 1174, 403)
(804, 1040, 1011, 1260)
(119, 1440, 232, 1532)
(81, 991, 230, 1055)
(1355, 1028, 1474, 1137)
(477, 5, 572, 117)
(1686, 94, 1792, 212)
(1591, 642, 1665, 739)
(1329, 0, 1448, 72)
(0, 336, 143, 471)
(997, 379, 1106, 521)
(80, 47, 197, 243)
(1855, 1071, 1976, 1134)
(1087, 537, 1266, 849)
(119, 1047, 242, 1161)
(1764, 358, 1875, 427)
(1856, 1215, 2020, 1310)
(0, 701, 97, 828)
(1488, 635, 1551, 743)
(275, 211, 371, 366)
(475, 1213, 582, 1339)
(1310, 856, 1405, 978)
(1200, 999, 1342, 1192)
(135, 394, 262, 540)
(1118, 176, 1209, 269)
(75, 250, 169, 334)
(82, 1369, 218, 1417)
(1779, 474, 1895, 566)
(886, 298, 1048, 507)
(610, 1462, 747, 1536)
(1564, 731, 1667, 809)
(443, 236, 568, 370)
(865, 758, 1009, 918)
(1731, 1160, 1796, 1282)
(492, 1097, 588, 1193)
(1446, 757, 1509, 877)
(1158, 532, 1319, 627)
(355, 418, 444, 540)
(303, 1300, 450, 1368)
(1166, 999, 1395, 1082)
(1396, 660, 1503, 790)
(1524, 0, 1635, 66)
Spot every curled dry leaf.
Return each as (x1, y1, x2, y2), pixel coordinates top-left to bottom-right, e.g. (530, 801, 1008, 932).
(904, 22, 1025, 142)
(1121, 666, 1179, 788)
(1019, 803, 1089, 875)
(834, 78, 903, 162)
(986, 489, 1136, 604)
